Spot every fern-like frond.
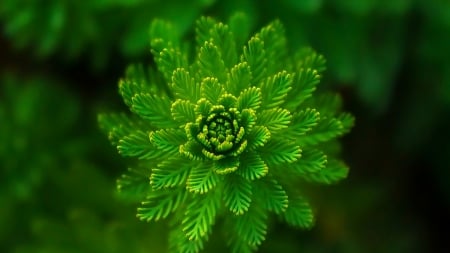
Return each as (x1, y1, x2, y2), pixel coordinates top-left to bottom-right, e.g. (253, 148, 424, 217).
(291, 149, 328, 174)
(237, 87, 262, 111)
(300, 159, 349, 184)
(98, 113, 143, 145)
(226, 61, 252, 96)
(260, 71, 293, 109)
(223, 174, 253, 215)
(101, 14, 354, 253)
(236, 152, 268, 180)
(186, 162, 219, 194)
(197, 41, 227, 82)
(296, 117, 345, 146)
(169, 226, 206, 253)
(232, 204, 268, 246)
(285, 68, 321, 110)
(282, 196, 314, 229)
(254, 177, 288, 214)
(227, 12, 252, 51)
(294, 47, 327, 73)
(210, 22, 238, 67)
(150, 156, 191, 190)
(118, 130, 162, 160)
(171, 68, 200, 102)
(150, 128, 187, 154)
(182, 191, 219, 241)
(171, 99, 196, 124)
(258, 20, 287, 74)
(117, 167, 151, 200)
(154, 48, 188, 82)
(285, 108, 320, 138)
(258, 138, 301, 165)
(137, 188, 187, 222)
(257, 108, 292, 132)
(242, 36, 267, 84)
(200, 77, 224, 104)
(195, 16, 217, 49)
(131, 93, 177, 128)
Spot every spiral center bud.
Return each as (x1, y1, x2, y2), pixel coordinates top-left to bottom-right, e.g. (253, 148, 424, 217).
(195, 105, 246, 159)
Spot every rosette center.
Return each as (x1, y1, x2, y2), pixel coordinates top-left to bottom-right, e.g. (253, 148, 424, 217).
(196, 106, 246, 159)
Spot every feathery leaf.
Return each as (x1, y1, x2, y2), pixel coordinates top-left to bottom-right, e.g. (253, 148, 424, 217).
(300, 159, 349, 184)
(131, 93, 177, 128)
(171, 99, 196, 124)
(137, 188, 187, 222)
(258, 138, 301, 165)
(151, 156, 191, 190)
(254, 177, 288, 214)
(150, 128, 187, 154)
(236, 152, 268, 181)
(226, 61, 252, 96)
(257, 108, 292, 132)
(187, 162, 219, 194)
(237, 87, 262, 111)
(200, 77, 224, 104)
(182, 191, 219, 241)
(118, 130, 163, 160)
(242, 36, 267, 84)
(171, 68, 200, 102)
(223, 174, 253, 215)
(282, 196, 314, 229)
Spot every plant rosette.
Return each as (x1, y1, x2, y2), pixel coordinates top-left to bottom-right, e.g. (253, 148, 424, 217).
(99, 13, 354, 253)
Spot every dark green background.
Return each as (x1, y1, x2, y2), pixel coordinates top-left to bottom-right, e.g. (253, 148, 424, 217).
(1, 0, 449, 252)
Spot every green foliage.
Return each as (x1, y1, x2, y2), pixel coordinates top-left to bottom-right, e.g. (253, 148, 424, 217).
(100, 15, 353, 253)
(0, 0, 213, 67)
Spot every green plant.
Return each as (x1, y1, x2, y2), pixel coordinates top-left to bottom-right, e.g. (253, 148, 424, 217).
(99, 14, 354, 253)
(0, 0, 213, 67)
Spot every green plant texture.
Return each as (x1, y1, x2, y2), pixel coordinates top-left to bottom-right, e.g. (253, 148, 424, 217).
(99, 15, 354, 253)
(0, 0, 213, 68)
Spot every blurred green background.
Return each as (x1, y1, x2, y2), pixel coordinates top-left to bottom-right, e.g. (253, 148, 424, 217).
(1, 0, 449, 252)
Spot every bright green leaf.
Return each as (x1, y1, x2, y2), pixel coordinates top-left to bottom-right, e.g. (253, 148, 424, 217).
(197, 41, 227, 82)
(257, 108, 292, 132)
(223, 174, 253, 215)
(291, 149, 327, 174)
(187, 162, 219, 194)
(254, 177, 288, 214)
(151, 156, 191, 190)
(246, 126, 271, 151)
(237, 87, 262, 111)
(226, 61, 252, 96)
(171, 99, 196, 124)
(260, 71, 293, 109)
(242, 36, 267, 84)
(137, 188, 187, 222)
(232, 204, 268, 246)
(131, 93, 177, 128)
(118, 130, 163, 160)
(171, 68, 200, 102)
(150, 128, 187, 154)
(237, 152, 268, 180)
(200, 77, 223, 103)
(258, 138, 301, 165)
(285, 68, 321, 110)
(210, 22, 238, 67)
(285, 108, 320, 138)
(182, 191, 219, 241)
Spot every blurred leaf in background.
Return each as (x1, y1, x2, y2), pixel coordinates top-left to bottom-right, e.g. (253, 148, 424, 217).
(1, 0, 449, 252)
(0, 74, 167, 252)
(0, 0, 215, 69)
